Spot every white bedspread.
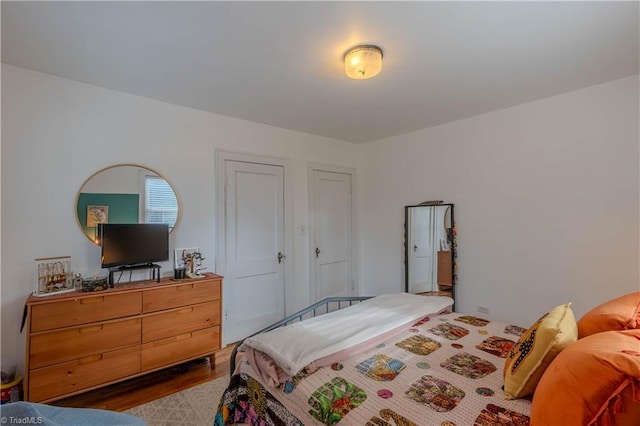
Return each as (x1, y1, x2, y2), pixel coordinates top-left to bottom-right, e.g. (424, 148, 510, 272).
(239, 293, 453, 377)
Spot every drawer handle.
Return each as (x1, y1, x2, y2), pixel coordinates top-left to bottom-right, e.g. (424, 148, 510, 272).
(78, 354, 103, 364)
(153, 332, 192, 346)
(79, 325, 104, 333)
(80, 296, 105, 304)
(177, 284, 194, 290)
(177, 307, 194, 314)
(176, 332, 191, 341)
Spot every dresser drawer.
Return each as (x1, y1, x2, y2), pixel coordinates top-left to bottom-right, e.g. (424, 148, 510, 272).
(142, 301, 220, 343)
(141, 326, 220, 371)
(142, 279, 221, 313)
(30, 292, 142, 332)
(28, 346, 140, 402)
(29, 318, 141, 369)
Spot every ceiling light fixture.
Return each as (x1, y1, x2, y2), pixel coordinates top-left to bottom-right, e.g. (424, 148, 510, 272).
(344, 45, 383, 80)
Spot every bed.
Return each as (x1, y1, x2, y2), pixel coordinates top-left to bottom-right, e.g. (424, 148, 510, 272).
(215, 292, 640, 426)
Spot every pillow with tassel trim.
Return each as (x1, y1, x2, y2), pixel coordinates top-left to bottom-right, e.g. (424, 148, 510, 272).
(530, 329, 640, 426)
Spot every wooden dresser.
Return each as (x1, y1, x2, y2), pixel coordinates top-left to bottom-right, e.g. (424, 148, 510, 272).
(23, 273, 222, 403)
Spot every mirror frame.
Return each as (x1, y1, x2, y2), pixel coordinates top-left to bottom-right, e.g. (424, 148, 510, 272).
(404, 203, 456, 310)
(75, 163, 181, 245)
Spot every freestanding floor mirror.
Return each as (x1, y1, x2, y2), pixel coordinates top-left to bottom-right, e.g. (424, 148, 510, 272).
(405, 203, 456, 309)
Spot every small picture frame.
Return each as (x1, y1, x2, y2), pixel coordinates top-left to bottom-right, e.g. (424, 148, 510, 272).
(87, 205, 109, 227)
(34, 256, 75, 296)
(175, 247, 199, 269)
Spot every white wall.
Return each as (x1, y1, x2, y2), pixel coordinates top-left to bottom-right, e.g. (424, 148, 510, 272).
(81, 166, 142, 193)
(358, 75, 640, 326)
(1, 65, 359, 372)
(3, 64, 639, 376)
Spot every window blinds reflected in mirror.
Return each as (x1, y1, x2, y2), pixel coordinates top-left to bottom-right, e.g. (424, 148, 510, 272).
(144, 175, 178, 228)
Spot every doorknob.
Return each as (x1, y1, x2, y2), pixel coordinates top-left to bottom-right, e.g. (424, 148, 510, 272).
(315, 247, 320, 258)
(414, 244, 418, 251)
(278, 252, 285, 264)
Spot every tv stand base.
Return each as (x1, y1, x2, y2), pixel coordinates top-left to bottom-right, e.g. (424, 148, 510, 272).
(108, 263, 161, 286)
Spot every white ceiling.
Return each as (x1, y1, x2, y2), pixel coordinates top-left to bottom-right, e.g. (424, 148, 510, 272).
(2, 1, 638, 143)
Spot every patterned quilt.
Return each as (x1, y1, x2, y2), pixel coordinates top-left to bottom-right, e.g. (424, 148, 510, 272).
(216, 312, 532, 426)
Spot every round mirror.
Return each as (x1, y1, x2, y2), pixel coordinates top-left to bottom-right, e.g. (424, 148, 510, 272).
(75, 164, 180, 244)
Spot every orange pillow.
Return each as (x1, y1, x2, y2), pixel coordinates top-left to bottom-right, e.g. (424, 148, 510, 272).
(530, 329, 640, 426)
(577, 292, 640, 338)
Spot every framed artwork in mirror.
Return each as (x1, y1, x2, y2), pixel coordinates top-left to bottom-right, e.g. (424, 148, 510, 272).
(86, 205, 109, 227)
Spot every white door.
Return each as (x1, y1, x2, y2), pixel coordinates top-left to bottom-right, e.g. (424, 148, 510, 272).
(311, 170, 353, 301)
(408, 206, 435, 293)
(224, 160, 285, 342)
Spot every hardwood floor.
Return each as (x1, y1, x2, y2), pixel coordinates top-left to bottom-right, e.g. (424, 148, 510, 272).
(52, 345, 233, 412)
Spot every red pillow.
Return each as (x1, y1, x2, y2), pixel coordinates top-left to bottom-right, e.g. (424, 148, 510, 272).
(577, 292, 640, 338)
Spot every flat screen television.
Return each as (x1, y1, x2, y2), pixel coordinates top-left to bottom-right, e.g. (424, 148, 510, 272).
(98, 223, 169, 268)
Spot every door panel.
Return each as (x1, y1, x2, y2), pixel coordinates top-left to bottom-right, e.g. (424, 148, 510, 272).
(312, 170, 353, 301)
(235, 171, 278, 259)
(225, 161, 285, 342)
(318, 261, 349, 299)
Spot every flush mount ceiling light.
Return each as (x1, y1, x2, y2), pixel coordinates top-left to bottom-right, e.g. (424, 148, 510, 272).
(344, 45, 383, 80)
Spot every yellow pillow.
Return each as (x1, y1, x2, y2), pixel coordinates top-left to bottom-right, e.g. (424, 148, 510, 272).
(503, 303, 577, 399)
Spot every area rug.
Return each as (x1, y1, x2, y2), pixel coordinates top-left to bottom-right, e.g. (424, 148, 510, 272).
(124, 376, 230, 426)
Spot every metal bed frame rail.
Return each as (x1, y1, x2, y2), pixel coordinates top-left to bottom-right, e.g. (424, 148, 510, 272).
(229, 296, 372, 375)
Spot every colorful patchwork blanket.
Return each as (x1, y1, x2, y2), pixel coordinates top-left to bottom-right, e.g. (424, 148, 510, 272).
(216, 312, 532, 426)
